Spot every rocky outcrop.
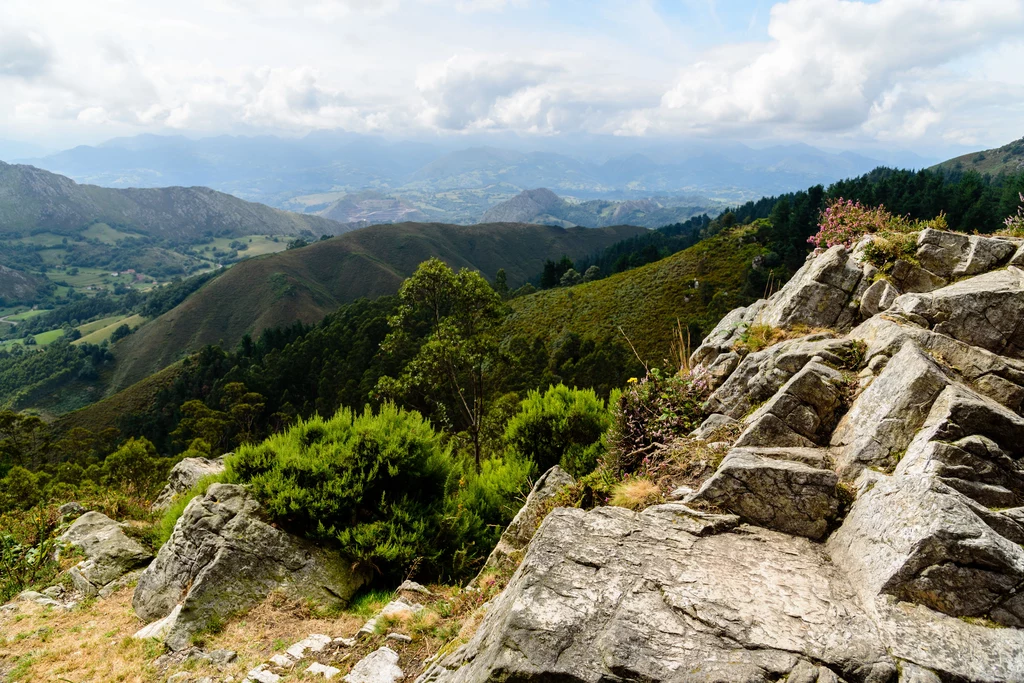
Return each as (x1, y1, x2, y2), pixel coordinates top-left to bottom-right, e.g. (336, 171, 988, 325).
(481, 465, 574, 572)
(421, 506, 896, 683)
(424, 228, 1024, 682)
(58, 511, 152, 597)
(151, 456, 226, 511)
(133, 484, 366, 650)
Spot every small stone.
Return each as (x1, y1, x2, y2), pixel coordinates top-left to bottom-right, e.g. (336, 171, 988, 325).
(396, 579, 431, 595)
(357, 600, 423, 637)
(204, 649, 236, 665)
(268, 654, 295, 668)
(332, 636, 356, 647)
(41, 585, 66, 599)
(307, 662, 342, 679)
(134, 604, 182, 640)
(385, 632, 412, 643)
(166, 673, 191, 683)
(285, 633, 331, 660)
(246, 664, 281, 683)
(343, 647, 403, 683)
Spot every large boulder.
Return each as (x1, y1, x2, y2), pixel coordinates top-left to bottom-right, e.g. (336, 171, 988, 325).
(759, 245, 865, 330)
(689, 299, 768, 391)
(133, 484, 367, 650)
(886, 267, 1024, 359)
(58, 511, 152, 597)
(686, 448, 839, 539)
(420, 505, 896, 683)
(894, 384, 1024, 508)
(733, 361, 848, 448)
(704, 333, 852, 419)
(151, 456, 226, 511)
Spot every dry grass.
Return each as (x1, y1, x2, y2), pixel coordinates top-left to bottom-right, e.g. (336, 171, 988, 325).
(0, 586, 161, 683)
(609, 478, 662, 511)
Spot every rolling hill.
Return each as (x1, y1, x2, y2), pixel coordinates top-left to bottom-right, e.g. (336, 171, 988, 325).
(107, 221, 647, 392)
(480, 188, 715, 228)
(504, 223, 767, 362)
(932, 136, 1024, 176)
(0, 161, 346, 240)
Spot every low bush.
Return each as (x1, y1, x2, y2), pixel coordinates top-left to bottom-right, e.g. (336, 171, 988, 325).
(1000, 192, 1024, 237)
(227, 404, 466, 584)
(809, 198, 948, 251)
(503, 384, 611, 477)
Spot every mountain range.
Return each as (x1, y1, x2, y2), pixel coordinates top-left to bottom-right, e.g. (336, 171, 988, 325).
(480, 188, 713, 228)
(11, 133, 933, 223)
(0, 161, 345, 241)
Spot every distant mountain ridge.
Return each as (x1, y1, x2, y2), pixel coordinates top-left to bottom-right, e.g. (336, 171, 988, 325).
(108, 221, 647, 392)
(0, 161, 347, 240)
(16, 133, 921, 219)
(0, 265, 45, 304)
(481, 188, 715, 228)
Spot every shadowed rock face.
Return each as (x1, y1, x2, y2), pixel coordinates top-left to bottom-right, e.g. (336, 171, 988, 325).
(422, 229, 1024, 683)
(133, 484, 367, 651)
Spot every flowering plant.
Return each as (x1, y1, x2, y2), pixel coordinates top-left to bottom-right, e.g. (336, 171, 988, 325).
(808, 198, 894, 249)
(1003, 192, 1024, 236)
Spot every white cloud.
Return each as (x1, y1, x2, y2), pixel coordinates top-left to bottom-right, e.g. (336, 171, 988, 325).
(655, 0, 1024, 144)
(0, 0, 1021, 154)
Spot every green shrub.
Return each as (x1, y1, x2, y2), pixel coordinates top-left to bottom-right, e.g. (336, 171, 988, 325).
(607, 369, 709, 473)
(0, 466, 41, 513)
(503, 384, 612, 477)
(227, 403, 462, 583)
(102, 437, 171, 497)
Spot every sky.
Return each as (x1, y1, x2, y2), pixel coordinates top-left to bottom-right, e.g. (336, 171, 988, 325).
(1, 0, 1023, 158)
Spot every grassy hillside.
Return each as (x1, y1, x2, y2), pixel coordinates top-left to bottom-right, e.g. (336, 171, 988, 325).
(0, 161, 346, 240)
(505, 224, 766, 363)
(108, 221, 647, 392)
(932, 136, 1024, 176)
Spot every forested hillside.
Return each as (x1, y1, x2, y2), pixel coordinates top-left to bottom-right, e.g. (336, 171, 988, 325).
(107, 221, 645, 393)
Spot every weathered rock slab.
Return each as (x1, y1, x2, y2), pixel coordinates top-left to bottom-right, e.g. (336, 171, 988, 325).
(133, 484, 366, 650)
(687, 448, 839, 539)
(58, 511, 152, 597)
(420, 506, 896, 683)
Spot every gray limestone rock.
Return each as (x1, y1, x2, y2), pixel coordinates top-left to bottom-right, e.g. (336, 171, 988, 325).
(894, 384, 1024, 508)
(828, 474, 1024, 628)
(759, 245, 865, 330)
(830, 342, 949, 479)
(705, 334, 851, 419)
(734, 361, 848, 448)
(686, 448, 839, 539)
(58, 511, 152, 597)
(344, 647, 403, 683)
(132, 484, 366, 650)
(890, 260, 947, 294)
(419, 506, 896, 683)
(151, 456, 227, 512)
(887, 268, 1024, 359)
(859, 278, 900, 318)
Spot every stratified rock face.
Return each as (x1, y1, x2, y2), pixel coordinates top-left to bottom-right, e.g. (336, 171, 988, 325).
(133, 484, 367, 650)
(421, 506, 896, 683)
(687, 448, 839, 539)
(59, 511, 152, 597)
(151, 456, 226, 511)
(438, 229, 1024, 683)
